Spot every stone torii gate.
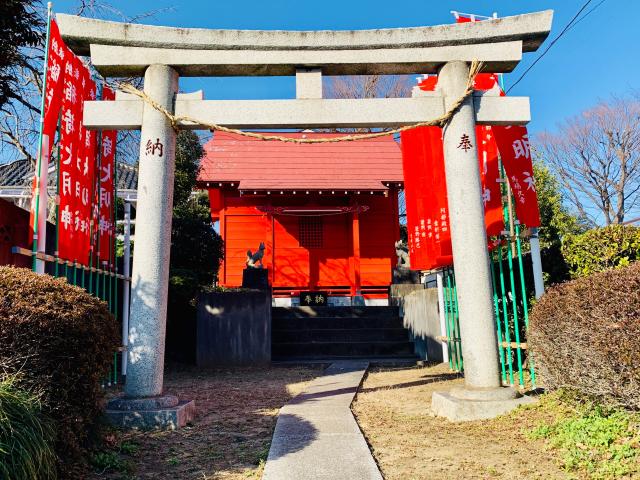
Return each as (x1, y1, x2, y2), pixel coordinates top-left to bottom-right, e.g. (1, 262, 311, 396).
(58, 11, 553, 426)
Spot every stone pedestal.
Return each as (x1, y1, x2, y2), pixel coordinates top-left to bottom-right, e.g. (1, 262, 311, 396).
(242, 268, 269, 289)
(392, 266, 420, 284)
(431, 387, 536, 421)
(106, 395, 196, 430)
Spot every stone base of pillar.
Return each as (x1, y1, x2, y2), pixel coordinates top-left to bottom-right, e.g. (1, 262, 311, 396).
(106, 395, 196, 430)
(431, 386, 536, 422)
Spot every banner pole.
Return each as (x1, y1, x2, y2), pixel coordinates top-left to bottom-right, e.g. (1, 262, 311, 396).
(529, 227, 545, 299)
(31, 2, 54, 273)
(54, 119, 61, 278)
(122, 200, 131, 377)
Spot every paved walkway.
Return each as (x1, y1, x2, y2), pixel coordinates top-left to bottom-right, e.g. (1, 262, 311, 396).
(262, 361, 382, 480)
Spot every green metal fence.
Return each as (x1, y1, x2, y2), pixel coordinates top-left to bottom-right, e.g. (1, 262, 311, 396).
(442, 164, 538, 390)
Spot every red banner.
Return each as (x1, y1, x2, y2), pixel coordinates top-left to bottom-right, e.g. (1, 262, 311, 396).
(455, 12, 540, 228)
(58, 53, 94, 264)
(401, 127, 429, 270)
(81, 70, 98, 264)
(98, 87, 116, 264)
(401, 76, 454, 270)
(29, 19, 67, 245)
(493, 126, 540, 227)
(401, 75, 505, 269)
(477, 126, 505, 237)
(43, 20, 66, 145)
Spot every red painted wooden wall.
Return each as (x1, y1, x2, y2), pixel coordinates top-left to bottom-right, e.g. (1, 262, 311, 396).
(211, 189, 399, 297)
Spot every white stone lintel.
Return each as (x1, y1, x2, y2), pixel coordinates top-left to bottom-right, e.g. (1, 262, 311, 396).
(57, 10, 553, 56)
(89, 42, 523, 77)
(82, 96, 530, 130)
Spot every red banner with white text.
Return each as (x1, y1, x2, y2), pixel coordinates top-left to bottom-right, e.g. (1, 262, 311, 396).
(400, 73, 506, 270)
(98, 87, 116, 264)
(493, 126, 540, 227)
(29, 19, 67, 245)
(58, 52, 95, 264)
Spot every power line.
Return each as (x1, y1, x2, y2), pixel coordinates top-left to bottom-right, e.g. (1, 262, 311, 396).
(566, 0, 607, 33)
(506, 0, 604, 94)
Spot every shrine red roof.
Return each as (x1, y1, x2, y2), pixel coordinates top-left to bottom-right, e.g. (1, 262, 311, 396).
(197, 131, 403, 191)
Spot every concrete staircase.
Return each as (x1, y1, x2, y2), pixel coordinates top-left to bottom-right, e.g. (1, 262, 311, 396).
(272, 306, 417, 361)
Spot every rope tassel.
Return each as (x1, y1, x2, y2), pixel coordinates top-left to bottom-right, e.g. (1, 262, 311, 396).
(110, 60, 483, 144)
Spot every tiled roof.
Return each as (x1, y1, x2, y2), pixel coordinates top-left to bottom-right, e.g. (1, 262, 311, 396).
(0, 159, 138, 190)
(197, 131, 404, 191)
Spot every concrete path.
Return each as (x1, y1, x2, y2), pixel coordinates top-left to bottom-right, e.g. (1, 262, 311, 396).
(262, 361, 382, 480)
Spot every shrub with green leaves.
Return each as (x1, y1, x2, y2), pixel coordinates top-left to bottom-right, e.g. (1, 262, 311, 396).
(0, 375, 56, 480)
(0, 266, 119, 477)
(529, 261, 640, 409)
(561, 225, 640, 278)
(528, 392, 640, 479)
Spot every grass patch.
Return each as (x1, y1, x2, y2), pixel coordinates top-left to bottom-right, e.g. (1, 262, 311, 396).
(91, 450, 133, 475)
(528, 391, 640, 479)
(0, 374, 56, 480)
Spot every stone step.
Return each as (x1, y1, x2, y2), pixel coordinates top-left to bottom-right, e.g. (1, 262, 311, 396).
(272, 340, 415, 358)
(273, 316, 403, 330)
(273, 328, 410, 343)
(272, 306, 400, 319)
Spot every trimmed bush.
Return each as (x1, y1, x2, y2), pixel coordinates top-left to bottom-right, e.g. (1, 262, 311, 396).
(561, 225, 640, 278)
(0, 374, 56, 480)
(529, 261, 640, 409)
(0, 266, 119, 476)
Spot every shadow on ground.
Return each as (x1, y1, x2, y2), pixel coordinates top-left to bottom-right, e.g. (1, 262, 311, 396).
(92, 364, 322, 480)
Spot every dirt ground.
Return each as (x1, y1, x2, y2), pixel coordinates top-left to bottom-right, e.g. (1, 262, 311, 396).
(91, 364, 322, 480)
(352, 363, 569, 480)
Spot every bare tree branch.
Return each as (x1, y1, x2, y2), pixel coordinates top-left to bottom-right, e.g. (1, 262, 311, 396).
(536, 95, 640, 225)
(0, 2, 172, 167)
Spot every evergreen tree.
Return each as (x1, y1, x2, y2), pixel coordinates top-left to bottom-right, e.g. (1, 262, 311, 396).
(166, 131, 223, 362)
(0, 0, 43, 109)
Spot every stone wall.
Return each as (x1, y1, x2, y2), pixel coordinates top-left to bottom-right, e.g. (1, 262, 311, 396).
(196, 289, 271, 366)
(392, 286, 444, 363)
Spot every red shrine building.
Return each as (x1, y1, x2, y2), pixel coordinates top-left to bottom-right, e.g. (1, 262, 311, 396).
(197, 132, 404, 305)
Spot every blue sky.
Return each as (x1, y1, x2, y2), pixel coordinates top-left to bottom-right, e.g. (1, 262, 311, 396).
(51, 0, 638, 135)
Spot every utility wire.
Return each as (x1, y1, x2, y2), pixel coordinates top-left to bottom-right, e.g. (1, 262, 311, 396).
(506, 0, 604, 94)
(566, 0, 607, 33)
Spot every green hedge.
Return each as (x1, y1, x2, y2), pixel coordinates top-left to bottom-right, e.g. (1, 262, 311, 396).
(0, 267, 119, 477)
(529, 261, 640, 409)
(561, 225, 640, 278)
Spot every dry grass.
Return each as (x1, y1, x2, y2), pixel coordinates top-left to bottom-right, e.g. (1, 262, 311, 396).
(90, 364, 322, 480)
(352, 363, 569, 480)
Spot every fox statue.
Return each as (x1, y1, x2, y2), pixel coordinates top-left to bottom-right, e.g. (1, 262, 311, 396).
(246, 242, 266, 268)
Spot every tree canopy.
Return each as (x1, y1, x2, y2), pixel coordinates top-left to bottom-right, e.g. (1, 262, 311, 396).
(170, 131, 223, 286)
(0, 0, 43, 109)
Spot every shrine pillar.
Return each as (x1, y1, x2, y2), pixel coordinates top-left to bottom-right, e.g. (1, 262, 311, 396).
(438, 61, 501, 388)
(351, 207, 364, 305)
(125, 64, 178, 398)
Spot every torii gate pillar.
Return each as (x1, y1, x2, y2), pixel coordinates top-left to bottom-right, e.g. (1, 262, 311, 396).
(431, 61, 534, 420)
(126, 64, 177, 398)
(107, 64, 196, 428)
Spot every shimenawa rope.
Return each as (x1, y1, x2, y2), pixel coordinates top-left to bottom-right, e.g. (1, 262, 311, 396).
(109, 60, 482, 144)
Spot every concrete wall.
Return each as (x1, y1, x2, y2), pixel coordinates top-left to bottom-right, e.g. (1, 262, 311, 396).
(392, 286, 444, 363)
(196, 289, 272, 366)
